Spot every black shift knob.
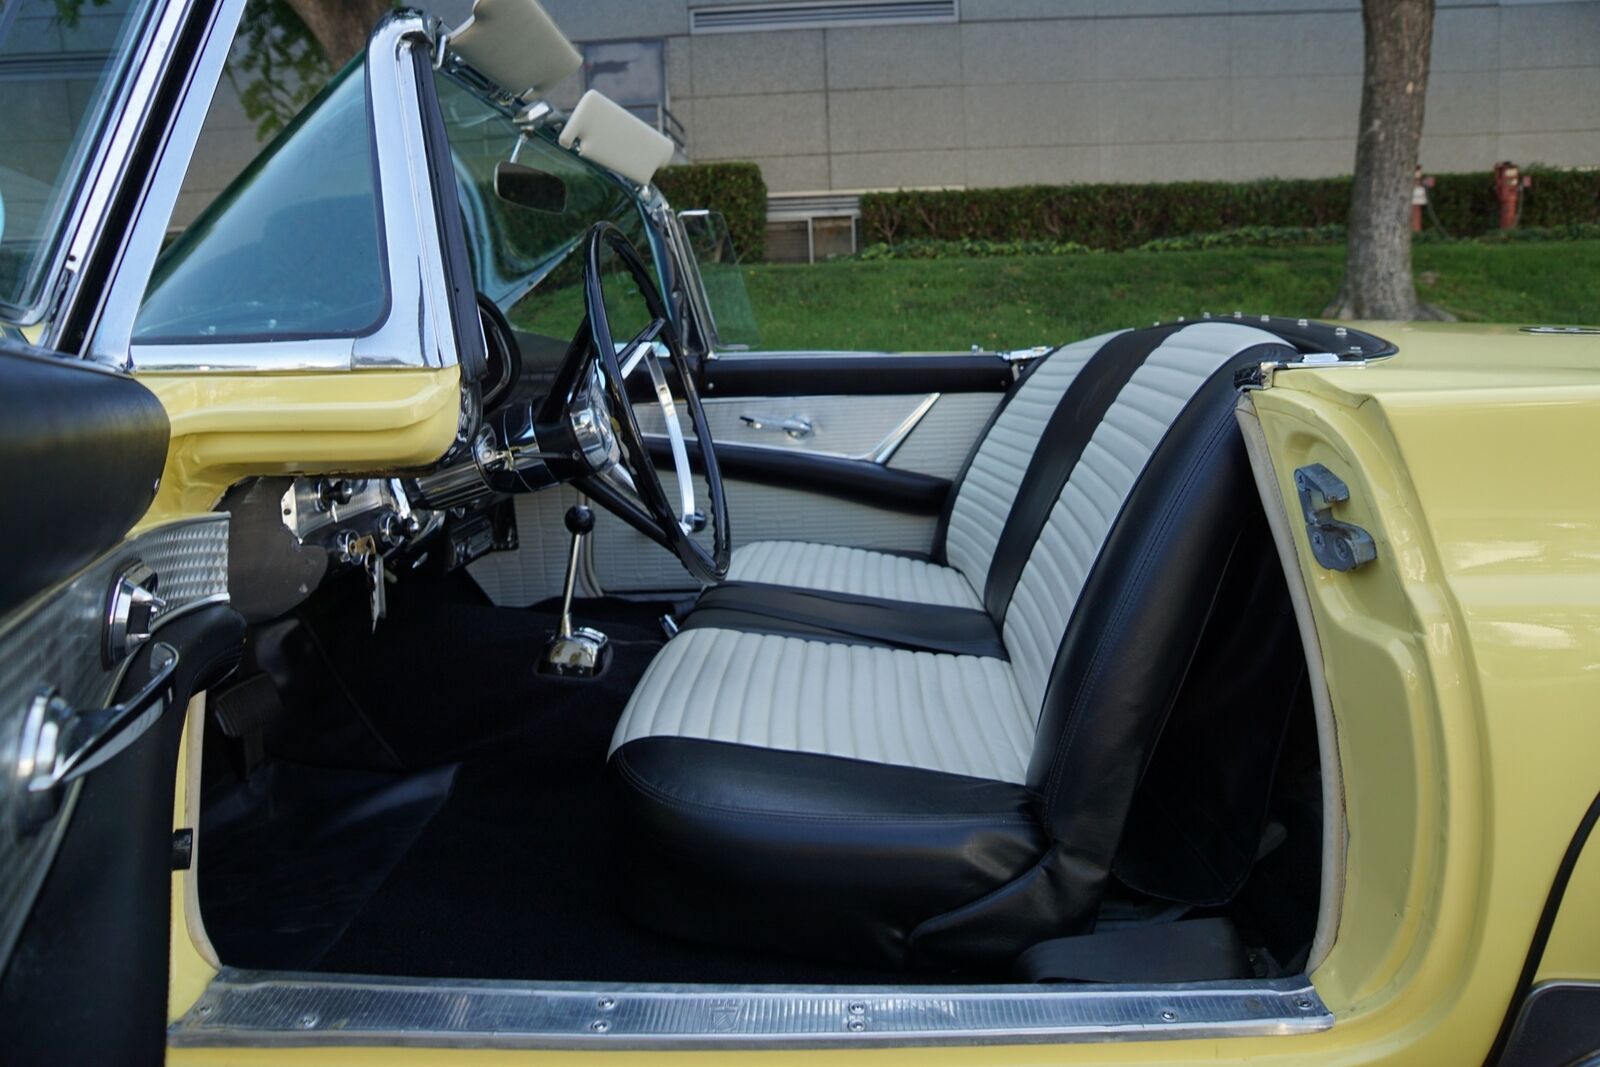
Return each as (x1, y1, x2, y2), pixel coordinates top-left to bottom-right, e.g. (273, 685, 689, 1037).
(565, 504, 595, 536)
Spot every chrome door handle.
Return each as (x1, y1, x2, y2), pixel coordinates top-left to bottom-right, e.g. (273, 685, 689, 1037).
(11, 642, 179, 836)
(738, 413, 813, 440)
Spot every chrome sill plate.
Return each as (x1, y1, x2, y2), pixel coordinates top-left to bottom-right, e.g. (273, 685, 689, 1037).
(170, 969, 1332, 1049)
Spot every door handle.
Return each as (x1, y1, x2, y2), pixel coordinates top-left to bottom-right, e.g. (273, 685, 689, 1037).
(738, 413, 813, 440)
(11, 642, 179, 836)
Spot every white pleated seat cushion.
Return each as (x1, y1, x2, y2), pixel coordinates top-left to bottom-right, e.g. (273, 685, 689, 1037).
(610, 626, 1033, 783)
(723, 541, 981, 609)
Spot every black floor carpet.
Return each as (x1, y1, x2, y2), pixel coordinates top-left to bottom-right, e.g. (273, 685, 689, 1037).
(201, 759, 458, 970)
(209, 575, 922, 984)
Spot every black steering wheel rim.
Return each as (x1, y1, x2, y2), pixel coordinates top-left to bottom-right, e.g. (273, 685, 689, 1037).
(562, 221, 729, 583)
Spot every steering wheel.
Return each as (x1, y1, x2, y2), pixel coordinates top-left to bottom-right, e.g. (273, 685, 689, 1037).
(535, 222, 729, 583)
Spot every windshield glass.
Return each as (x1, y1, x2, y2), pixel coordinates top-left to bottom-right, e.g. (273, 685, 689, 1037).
(677, 209, 759, 351)
(434, 69, 656, 348)
(0, 0, 159, 319)
(133, 61, 386, 342)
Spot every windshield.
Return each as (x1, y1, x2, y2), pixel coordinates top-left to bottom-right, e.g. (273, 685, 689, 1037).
(435, 69, 657, 349)
(133, 61, 386, 342)
(0, 0, 159, 320)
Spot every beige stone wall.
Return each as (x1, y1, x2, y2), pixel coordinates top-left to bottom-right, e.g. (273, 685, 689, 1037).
(537, 0, 1600, 193)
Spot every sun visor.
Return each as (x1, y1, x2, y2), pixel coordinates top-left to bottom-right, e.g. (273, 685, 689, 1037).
(448, 0, 581, 98)
(558, 91, 675, 186)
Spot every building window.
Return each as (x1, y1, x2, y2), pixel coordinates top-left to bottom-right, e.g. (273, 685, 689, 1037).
(580, 40, 683, 151)
(765, 195, 863, 263)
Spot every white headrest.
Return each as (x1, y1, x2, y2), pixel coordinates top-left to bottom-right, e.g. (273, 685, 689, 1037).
(558, 91, 675, 186)
(448, 0, 581, 98)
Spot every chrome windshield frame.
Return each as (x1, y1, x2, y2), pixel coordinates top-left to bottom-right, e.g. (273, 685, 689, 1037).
(2, 0, 206, 335)
(104, 11, 465, 374)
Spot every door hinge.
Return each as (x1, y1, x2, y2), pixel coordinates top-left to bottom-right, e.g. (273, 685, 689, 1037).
(1294, 463, 1376, 572)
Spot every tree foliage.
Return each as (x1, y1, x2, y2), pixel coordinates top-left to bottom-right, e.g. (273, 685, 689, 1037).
(228, 0, 331, 139)
(51, 0, 383, 140)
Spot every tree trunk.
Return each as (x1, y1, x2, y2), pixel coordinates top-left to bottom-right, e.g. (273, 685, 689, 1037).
(283, 0, 394, 69)
(1327, 0, 1435, 320)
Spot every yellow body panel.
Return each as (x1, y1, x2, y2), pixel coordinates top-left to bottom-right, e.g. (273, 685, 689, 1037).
(163, 326, 1600, 1065)
(1540, 833, 1600, 983)
(138, 367, 461, 523)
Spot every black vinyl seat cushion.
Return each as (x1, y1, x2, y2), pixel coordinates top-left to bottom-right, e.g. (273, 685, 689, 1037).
(610, 739, 1046, 966)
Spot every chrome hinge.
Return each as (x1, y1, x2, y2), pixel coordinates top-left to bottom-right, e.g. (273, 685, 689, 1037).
(993, 344, 1052, 370)
(1236, 351, 1345, 391)
(1295, 464, 1376, 572)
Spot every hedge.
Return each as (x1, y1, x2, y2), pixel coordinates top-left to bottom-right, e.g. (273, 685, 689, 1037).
(851, 222, 1600, 261)
(860, 169, 1600, 251)
(858, 238, 1098, 260)
(655, 162, 767, 263)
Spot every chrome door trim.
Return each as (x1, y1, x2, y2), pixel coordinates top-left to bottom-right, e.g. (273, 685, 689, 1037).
(870, 392, 939, 464)
(84, 0, 248, 364)
(114, 12, 462, 374)
(352, 11, 458, 372)
(170, 969, 1332, 1049)
(22, 0, 197, 335)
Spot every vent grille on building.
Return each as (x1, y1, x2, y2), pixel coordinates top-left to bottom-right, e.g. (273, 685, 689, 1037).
(691, 1, 958, 35)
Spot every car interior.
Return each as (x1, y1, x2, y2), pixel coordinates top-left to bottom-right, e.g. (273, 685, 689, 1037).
(192, 315, 1337, 987)
(153, 5, 1361, 991)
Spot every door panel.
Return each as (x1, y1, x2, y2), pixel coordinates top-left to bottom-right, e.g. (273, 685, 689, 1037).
(0, 342, 239, 1060)
(634, 394, 937, 460)
(885, 392, 1000, 479)
(0, 604, 242, 1067)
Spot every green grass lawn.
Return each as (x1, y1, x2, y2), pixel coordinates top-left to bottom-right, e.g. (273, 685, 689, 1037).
(737, 240, 1600, 352)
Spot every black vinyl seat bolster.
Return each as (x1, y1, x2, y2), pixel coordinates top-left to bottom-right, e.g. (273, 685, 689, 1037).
(682, 582, 1006, 658)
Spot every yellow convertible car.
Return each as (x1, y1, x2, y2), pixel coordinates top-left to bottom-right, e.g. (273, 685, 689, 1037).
(0, 0, 1595, 1064)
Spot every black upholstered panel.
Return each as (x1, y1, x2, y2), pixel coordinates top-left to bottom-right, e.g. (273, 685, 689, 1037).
(685, 582, 1005, 658)
(609, 737, 1045, 968)
(0, 342, 169, 615)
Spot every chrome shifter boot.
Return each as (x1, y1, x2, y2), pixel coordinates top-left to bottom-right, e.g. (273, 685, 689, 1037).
(539, 504, 610, 678)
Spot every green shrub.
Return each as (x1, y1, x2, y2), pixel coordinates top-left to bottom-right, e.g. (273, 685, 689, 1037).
(1463, 222, 1600, 243)
(857, 238, 1097, 260)
(654, 162, 767, 262)
(1136, 225, 1347, 252)
(855, 222, 1600, 261)
(860, 169, 1600, 250)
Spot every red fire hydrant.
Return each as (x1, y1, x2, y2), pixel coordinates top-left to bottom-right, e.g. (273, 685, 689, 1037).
(1411, 165, 1435, 232)
(1493, 161, 1533, 230)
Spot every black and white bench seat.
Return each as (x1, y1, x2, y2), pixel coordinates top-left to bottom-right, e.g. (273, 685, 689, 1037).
(606, 321, 1304, 971)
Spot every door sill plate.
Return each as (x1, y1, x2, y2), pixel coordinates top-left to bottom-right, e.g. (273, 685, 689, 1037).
(170, 968, 1333, 1049)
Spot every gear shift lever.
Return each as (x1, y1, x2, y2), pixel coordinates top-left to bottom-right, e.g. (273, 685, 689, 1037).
(539, 504, 610, 677)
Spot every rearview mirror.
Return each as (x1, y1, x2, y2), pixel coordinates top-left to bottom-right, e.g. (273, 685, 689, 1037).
(494, 161, 567, 214)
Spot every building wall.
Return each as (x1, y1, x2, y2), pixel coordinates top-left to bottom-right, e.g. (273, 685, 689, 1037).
(535, 0, 1600, 193)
